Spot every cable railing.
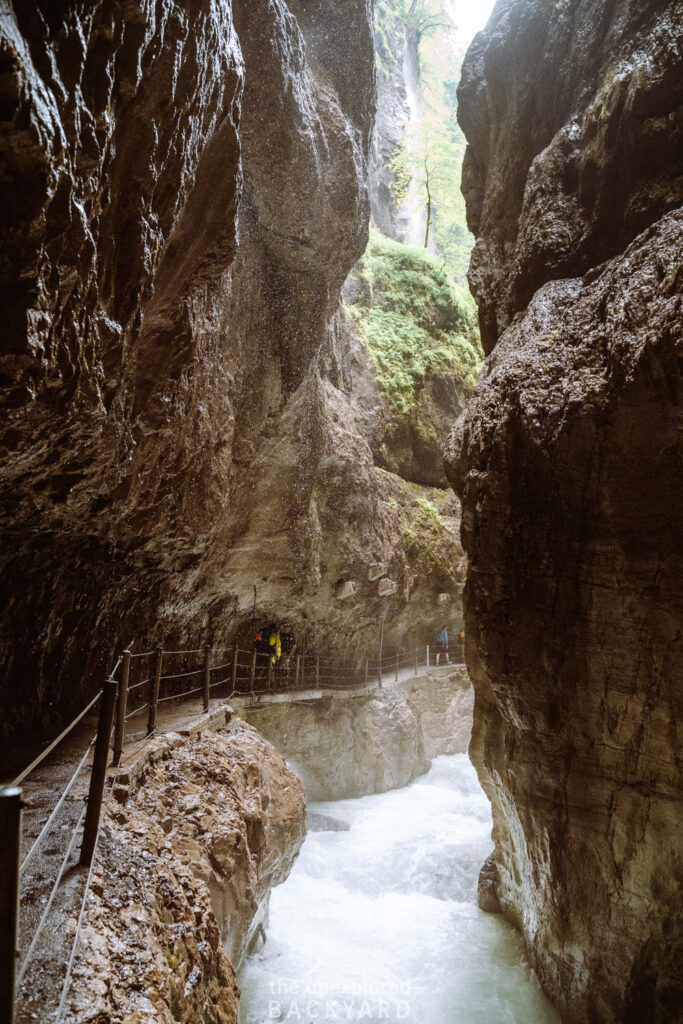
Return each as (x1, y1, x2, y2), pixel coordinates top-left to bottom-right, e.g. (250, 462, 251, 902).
(1, 634, 465, 1023)
(1, 676, 117, 1024)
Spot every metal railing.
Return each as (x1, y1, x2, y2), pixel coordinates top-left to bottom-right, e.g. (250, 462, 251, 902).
(2, 636, 464, 1022)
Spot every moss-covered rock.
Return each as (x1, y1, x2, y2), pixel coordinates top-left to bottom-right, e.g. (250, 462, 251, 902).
(344, 228, 483, 485)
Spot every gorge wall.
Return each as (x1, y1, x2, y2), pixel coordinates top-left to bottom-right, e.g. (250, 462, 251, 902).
(0, 0, 467, 739)
(446, 1, 683, 1022)
(238, 666, 473, 800)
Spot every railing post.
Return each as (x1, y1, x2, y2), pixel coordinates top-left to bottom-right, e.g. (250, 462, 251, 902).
(147, 647, 163, 736)
(295, 655, 301, 689)
(426, 644, 430, 670)
(316, 654, 320, 688)
(267, 657, 273, 691)
(231, 647, 238, 692)
(113, 649, 131, 766)
(81, 680, 117, 866)
(250, 651, 257, 694)
(299, 655, 304, 689)
(364, 657, 369, 686)
(395, 651, 399, 683)
(203, 644, 211, 712)
(0, 786, 22, 1024)
(415, 647, 418, 677)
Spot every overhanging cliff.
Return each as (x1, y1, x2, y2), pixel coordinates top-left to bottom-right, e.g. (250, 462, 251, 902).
(1, 0, 472, 739)
(446, 1, 683, 1021)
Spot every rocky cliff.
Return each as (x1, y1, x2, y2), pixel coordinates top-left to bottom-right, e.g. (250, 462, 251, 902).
(343, 227, 481, 487)
(447, 1, 683, 1021)
(64, 718, 306, 1023)
(0, 0, 467, 737)
(370, 0, 410, 238)
(239, 666, 473, 799)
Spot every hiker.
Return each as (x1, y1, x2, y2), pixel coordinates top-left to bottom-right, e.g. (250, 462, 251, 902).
(281, 623, 297, 666)
(459, 628, 465, 660)
(253, 626, 271, 681)
(435, 625, 449, 665)
(268, 624, 282, 666)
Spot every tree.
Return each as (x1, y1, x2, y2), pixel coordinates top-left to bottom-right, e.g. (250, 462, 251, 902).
(398, 0, 447, 38)
(391, 109, 462, 251)
(389, 0, 472, 280)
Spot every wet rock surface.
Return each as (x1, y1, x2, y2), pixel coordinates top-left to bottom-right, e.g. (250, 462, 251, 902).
(448, 1, 683, 1021)
(459, 0, 683, 355)
(239, 667, 473, 800)
(63, 719, 306, 1023)
(368, 0, 410, 239)
(0, 0, 468, 740)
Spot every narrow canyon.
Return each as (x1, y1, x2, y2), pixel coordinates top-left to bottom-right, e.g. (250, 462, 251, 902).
(0, 1, 680, 1023)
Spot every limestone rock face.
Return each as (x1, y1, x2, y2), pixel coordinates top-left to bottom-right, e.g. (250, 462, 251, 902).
(447, 1, 683, 1021)
(369, 0, 410, 239)
(64, 719, 306, 1023)
(0, 0, 386, 735)
(459, 0, 683, 355)
(1, 0, 468, 739)
(239, 667, 473, 800)
(345, 324, 473, 487)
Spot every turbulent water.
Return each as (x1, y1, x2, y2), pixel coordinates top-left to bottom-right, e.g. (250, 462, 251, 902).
(239, 755, 559, 1023)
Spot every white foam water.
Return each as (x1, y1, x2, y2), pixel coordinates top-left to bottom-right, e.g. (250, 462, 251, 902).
(238, 754, 559, 1023)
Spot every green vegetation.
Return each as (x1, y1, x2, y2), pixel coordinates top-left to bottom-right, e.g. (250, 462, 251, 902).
(378, 469, 462, 584)
(375, 0, 473, 282)
(347, 228, 482, 412)
(375, 1, 400, 81)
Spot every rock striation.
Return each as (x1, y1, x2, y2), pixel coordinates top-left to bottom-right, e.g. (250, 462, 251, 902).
(369, 0, 410, 239)
(447, 1, 683, 1021)
(64, 718, 306, 1023)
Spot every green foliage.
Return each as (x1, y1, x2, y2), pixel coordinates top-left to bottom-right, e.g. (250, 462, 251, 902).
(384, 0, 473, 282)
(375, 1, 401, 81)
(347, 229, 482, 413)
(396, 0, 447, 36)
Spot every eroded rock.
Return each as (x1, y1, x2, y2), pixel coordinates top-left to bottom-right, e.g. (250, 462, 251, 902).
(239, 667, 473, 800)
(448, 1, 683, 1020)
(0, 0, 468, 740)
(64, 719, 306, 1023)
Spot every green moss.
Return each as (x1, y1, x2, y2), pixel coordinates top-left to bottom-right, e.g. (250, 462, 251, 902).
(347, 228, 483, 413)
(377, 469, 462, 584)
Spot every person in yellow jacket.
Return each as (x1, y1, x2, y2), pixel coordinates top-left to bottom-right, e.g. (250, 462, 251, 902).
(268, 626, 282, 666)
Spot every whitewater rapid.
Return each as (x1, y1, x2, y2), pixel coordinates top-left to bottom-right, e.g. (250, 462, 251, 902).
(239, 754, 559, 1023)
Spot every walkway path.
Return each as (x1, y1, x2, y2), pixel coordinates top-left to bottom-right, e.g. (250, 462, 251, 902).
(8, 660, 463, 1024)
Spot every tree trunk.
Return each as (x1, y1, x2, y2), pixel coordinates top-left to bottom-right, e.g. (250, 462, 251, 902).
(424, 168, 432, 249)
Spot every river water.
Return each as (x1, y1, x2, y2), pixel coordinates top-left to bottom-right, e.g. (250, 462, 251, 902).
(239, 754, 559, 1023)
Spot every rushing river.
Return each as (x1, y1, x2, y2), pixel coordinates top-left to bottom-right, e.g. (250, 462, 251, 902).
(239, 754, 559, 1023)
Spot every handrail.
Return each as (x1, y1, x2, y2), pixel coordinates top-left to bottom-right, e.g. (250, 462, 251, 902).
(20, 739, 94, 873)
(127, 677, 152, 693)
(159, 668, 202, 681)
(16, 807, 86, 986)
(12, 690, 102, 787)
(9, 632, 464, 1023)
(157, 685, 202, 704)
(160, 648, 204, 656)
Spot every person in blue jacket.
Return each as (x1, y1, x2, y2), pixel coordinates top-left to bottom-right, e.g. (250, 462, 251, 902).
(435, 625, 449, 665)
